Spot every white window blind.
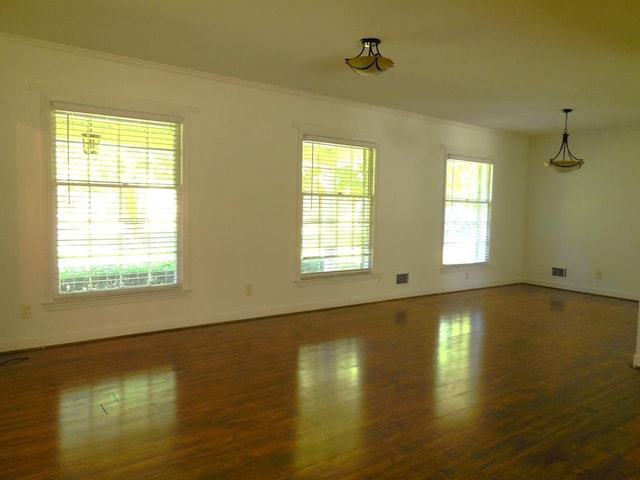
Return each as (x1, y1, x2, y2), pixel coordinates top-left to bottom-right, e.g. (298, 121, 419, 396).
(442, 157, 493, 265)
(300, 138, 375, 276)
(52, 105, 182, 295)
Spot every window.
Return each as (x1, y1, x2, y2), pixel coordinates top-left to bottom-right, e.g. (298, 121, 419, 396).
(442, 156, 493, 265)
(51, 104, 183, 296)
(300, 137, 375, 277)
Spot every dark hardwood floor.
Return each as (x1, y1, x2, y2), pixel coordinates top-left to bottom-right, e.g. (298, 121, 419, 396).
(1, 284, 640, 479)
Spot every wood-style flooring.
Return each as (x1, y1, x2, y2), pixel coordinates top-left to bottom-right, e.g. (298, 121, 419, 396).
(1, 284, 640, 479)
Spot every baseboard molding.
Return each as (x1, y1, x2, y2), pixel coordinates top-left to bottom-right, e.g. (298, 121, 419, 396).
(15, 277, 633, 353)
(0, 289, 435, 352)
(522, 277, 640, 301)
(0, 280, 521, 353)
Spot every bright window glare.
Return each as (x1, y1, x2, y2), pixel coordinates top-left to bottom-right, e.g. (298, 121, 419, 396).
(53, 107, 182, 294)
(442, 158, 493, 265)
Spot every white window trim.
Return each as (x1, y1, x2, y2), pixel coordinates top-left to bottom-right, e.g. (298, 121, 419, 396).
(440, 145, 494, 270)
(35, 85, 194, 308)
(294, 123, 379, 282)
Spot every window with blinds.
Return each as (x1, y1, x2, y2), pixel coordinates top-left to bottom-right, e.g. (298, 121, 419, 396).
(442, 157, 493, 266)
(52, 105, 182, 295)
(300, 138, 375, 277)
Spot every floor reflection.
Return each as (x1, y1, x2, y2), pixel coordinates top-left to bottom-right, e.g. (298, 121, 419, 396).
(58, 366, 176, 465)
(435, 310, 484, 418)
(295, 337, 364, 471)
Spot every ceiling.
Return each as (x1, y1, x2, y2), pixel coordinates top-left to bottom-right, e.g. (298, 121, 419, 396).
(2, 0, 640, 134)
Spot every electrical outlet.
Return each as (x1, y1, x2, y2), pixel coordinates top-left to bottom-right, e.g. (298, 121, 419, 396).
(20, 304, 32, 319)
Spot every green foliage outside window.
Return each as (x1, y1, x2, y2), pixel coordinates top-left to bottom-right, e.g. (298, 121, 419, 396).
(300, 139, 375, 276)
(53, 106, 182, 295)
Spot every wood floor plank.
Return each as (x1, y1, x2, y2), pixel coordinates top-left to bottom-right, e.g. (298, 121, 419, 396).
(1, 285, 639, 479)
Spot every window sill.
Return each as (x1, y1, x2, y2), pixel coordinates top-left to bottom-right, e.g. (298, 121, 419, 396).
(440, 262, 491, 272)
(295, 271, 381, 287)
(42, 287, 192, 311)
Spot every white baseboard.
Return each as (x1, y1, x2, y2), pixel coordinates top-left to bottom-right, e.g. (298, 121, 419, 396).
(522, 277, 639, 301)
(0, 279, 522, 352)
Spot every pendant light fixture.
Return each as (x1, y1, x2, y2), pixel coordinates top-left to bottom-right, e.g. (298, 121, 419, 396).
(345, 38, 394, 76)
(545, 108, 584, 173)
(81, 119, 101, 155)
(82, 132, 101, 155)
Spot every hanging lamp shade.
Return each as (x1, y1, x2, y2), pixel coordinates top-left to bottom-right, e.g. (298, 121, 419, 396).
(545, 108, 584, 173)
(345, 38, 394, 76)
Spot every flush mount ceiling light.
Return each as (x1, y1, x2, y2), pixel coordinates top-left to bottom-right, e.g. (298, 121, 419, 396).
(545, 108, 584, 173)
(345, 38, 394, 76)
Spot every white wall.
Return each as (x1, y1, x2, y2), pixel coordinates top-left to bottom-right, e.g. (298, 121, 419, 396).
(0, 35, 529, 351)
(525, 127, 640, 299)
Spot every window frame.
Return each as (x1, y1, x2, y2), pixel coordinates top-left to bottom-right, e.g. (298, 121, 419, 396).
(296, 132, 378, 281)
(441, 151, 494, 268)
(46, 101, 188, 303)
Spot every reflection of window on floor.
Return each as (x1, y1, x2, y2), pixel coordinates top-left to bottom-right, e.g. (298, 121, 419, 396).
(295, 337, 364, 470)
(58, 367, 176, 464)
(435, 311, 484, 417)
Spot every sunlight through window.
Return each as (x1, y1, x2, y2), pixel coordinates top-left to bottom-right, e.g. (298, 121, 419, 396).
(58, 367, 176, 465)
(295, 338, 364, 471)
(52, 105, 183, 295)
(435, 310, 484, 418)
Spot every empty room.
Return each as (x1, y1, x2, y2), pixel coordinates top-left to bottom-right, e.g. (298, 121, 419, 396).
(1, 1, 640, 478)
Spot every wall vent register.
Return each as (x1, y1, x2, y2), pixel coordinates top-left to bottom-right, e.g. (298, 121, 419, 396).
(552, 267, 567, 277)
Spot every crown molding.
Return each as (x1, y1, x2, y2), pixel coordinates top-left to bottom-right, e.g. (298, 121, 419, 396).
(1, 32, 520, 137)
